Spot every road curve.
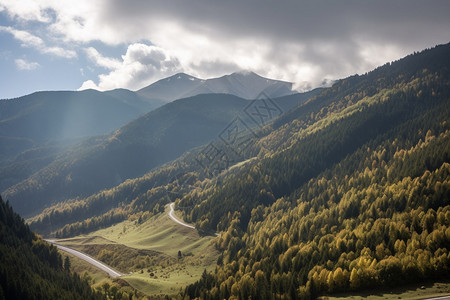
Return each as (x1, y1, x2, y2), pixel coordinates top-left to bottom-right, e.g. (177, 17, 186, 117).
(46, 240, 123, 278)
(168, 203, 219, 236)
(169, 203, 196, 229)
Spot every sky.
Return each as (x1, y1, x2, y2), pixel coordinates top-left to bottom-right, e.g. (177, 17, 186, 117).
(0, 0, 449, 99)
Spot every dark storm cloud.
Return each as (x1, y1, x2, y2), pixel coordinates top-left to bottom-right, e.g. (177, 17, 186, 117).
(103, 0, 450, 45)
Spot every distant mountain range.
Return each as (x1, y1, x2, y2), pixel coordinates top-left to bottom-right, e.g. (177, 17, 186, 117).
(0, 69, 315, 217)
(0, 89, 161, 161)
(0, 71, 300, 201)
(137, 71, 296, 102)
(0, 71, 296, 160)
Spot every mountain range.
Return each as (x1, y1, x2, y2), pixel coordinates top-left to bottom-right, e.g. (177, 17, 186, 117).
(0, 71, 296, 165)
(0, 72, 313, 217)
(137, 71, 296, 103)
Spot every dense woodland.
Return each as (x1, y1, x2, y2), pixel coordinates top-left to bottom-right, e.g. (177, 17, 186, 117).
(17, 43, 450, 299)
(179, 44, 450, 299)
(0, 196, 102, 299)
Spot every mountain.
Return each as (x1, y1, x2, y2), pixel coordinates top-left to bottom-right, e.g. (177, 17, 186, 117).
(0, 195, 101, 299)
(3, 90, 320, 217)
(0, 89, 165, 195)
(0, 71, 297, 197)
(28, 43, 450, 298)
(137, 71, 296, 102)
(0, 89, 162, 162)
(137, 73, 203, 102)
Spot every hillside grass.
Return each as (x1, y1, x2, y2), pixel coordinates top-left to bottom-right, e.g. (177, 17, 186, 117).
(121, 263, 213, 297)
(55, 204, 219, 296)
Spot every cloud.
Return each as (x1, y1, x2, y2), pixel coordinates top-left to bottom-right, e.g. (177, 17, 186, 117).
(79, 43, 182, 91)
(15, 58, 40, 70)
(84, 47, 121, 70)
(1, 0, 450, 90)
(0, 25, 43, 47)
(0, 0, 52, 22)
(0, 26, 77, 58)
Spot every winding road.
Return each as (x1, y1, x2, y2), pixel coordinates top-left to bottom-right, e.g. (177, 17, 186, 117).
(168, 203, 196, 229)
(46, 203, 209, 277)
(46, 240, 123, 278)
(169, 203, 219, 236)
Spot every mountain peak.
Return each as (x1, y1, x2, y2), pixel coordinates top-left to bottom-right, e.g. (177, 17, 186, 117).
(231, 70, 257, 76)
(137, 71, 296, 102)
(166, 72, 201, 82)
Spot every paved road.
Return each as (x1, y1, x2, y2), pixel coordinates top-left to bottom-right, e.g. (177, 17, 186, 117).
(168, 203, 196, 229)
(168, 203, 219, 236)
(423, 296, 450, 300)
(46, 240, 123, 278)
(45, 204, 212, 277)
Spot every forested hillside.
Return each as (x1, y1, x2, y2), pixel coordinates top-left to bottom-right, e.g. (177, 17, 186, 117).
(180, 44, 450, 299)
(6, 90, 319, 218)
(0, 196, 101, 299)
(27, 88, 320, 236)
(4, 94, 249, 216)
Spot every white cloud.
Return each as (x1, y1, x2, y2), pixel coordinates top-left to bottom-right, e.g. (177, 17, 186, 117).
(84, 47, 121, 70)
(0, 0, 52, 22)
(0, 26, 43, 47)
(0, 26, 77, 58)
(79, 43, 182, 91)
(15, 58, 40, 70)
(78, 79, 97, 90)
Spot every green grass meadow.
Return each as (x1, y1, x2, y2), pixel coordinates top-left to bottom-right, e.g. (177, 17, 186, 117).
(55, 204, 219, 296)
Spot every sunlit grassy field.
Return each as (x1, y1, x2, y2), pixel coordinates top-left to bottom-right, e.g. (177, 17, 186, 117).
(55, 204, 219, 296)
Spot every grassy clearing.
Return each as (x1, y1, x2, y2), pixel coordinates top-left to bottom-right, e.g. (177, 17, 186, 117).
(55, 204, 219, 297)
(122, 262, 211, 297)
(323, 281, 450, 300)
(92, 207, 216, 258)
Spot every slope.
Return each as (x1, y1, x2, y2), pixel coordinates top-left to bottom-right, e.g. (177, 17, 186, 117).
(180, 43, 450, 298)
(25, 87, 319, 236)
(0, 89, 161, 193)
(181, 42, 450, 231)
(0, 195, 101, 299)
(0, 89, 157, 151)
(5, 91, 317, 218)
